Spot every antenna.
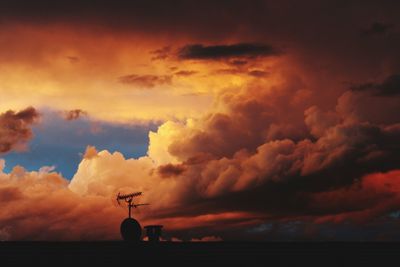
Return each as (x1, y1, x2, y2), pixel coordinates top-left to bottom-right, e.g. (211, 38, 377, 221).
(116, 191, 149, 218)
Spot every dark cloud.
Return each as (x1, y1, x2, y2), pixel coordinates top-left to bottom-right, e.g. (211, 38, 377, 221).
(0, 0, 267, 39)
(214, 68, 269, 77)
(230, 60, 248, 66)
(0, 107, 39, 153)
(174, 70, 197, 76)
(157, 163, 186, 178)
(63, 109, 87, 121)
(351, 74, 400, 96)
(248, 70, 269, 77)
(155, 76, 400, 224)
(178, 43, 280, 60)
(362, 22, 394, 36)
(118, 74, 172, 88)
(215, 68, 243, 75)
(0, 186, 23, 202)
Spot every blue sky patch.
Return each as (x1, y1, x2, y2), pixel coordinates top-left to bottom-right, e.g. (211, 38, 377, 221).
(1, 110, 159, 179)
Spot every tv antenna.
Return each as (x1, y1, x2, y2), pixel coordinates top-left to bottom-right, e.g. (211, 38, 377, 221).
(116, 191, 149, 218)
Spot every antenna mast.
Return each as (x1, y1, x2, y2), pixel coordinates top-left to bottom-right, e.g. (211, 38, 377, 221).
(116, 191, 149, 218)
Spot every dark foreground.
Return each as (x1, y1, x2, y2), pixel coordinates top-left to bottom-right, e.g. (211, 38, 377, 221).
(1, 241, 399, 266)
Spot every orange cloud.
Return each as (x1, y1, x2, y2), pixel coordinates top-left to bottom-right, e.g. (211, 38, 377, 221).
(0, 24, 219, 123)
(118, 74, 172, 88)
(0, 162, 124, 240)
(313, 170, 400, 224)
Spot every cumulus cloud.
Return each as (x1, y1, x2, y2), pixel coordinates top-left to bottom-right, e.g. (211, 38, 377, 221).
(1, 74, 400, 240)
(1, 80, 400, 240)
(146, 80, 400, 218)
(0, 164, 124, 240)
(83, 145, 98, 159)
(64, 76, 400, 237)
(0, 155, 252, 240)
(0, 107, 39, 153)
(304, 106, 339, 138)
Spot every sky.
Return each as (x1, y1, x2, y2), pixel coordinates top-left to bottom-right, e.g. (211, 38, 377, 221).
(1, 0, 400, 241)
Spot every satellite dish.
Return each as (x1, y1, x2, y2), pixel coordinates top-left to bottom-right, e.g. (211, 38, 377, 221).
(120, 218, 142, 242)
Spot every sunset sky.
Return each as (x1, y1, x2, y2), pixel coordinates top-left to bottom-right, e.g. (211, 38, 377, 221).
(1, 0, 400, 241)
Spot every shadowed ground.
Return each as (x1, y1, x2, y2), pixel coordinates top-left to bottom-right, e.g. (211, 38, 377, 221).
(1, 241, 399, 266)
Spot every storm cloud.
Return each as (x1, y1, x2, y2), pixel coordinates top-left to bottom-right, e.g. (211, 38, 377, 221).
(177, 43, 280, 60)
(351, 74, 400, 96)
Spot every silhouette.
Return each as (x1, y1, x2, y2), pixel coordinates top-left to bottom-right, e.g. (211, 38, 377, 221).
(120, 218, 142, 241)
(144, 225, 163, 242)
(116, 191, 149, 241)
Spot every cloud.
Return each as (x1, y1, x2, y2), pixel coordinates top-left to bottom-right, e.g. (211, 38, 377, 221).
(214, 68, 269, 77)
(0, 165, 124, 240)
(351, 74, 400, 96)
(142, 79, 400, 220)
(1, 1, 400, 241)
(1, 153, 251, 240)
(230, 60, 248, 66)
(312, 170, 400, 223)
(215, 68, 243, 75)
(174, 70, 197, 76)
(304, 106, 339, 138)
(157, 163, 186, 178)
(83, 145, 98, 159)
(177, 43, 280, 60)
(0, 107, 40, 153)
(118, 74, 172, 88)
(68, 76, 400, 226)
(247, 70, 268, 77)
(362, 22, 394, 36)
(150, 46, 171, 60)
(2, 87, 400, 240)
(0, 186, 23, 202)
(66, 56, 79, 63)
(2, 70, 400, 240)
(63, 109, 87, 121)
